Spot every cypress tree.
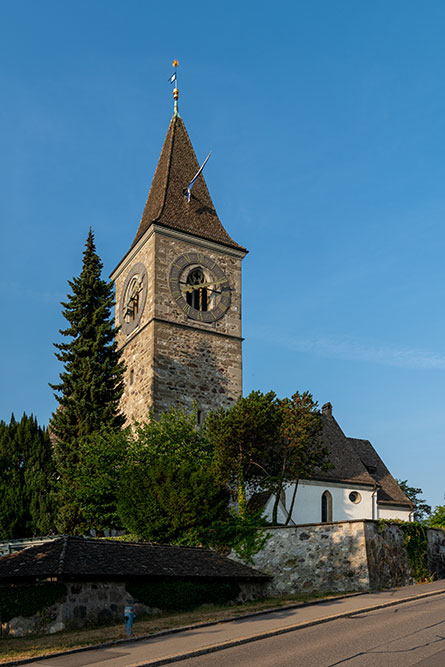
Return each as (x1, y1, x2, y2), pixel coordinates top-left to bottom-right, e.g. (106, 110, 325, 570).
(50, 229, 125, 532)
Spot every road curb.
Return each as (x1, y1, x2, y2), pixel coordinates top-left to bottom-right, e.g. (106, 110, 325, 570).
(3, 587, 445, 667)
(129, 587, 445, 667)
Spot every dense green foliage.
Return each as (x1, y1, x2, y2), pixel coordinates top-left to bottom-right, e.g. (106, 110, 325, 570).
(270, 392, 327, 524)
(205, 390, 328, 525)
(427, 504, 445, 528)
(117, 394, 324, 554)
(119, 458, 230, 543)
(398, 522, 430, 582)
(126, 580, 240, 612)
(0, 584, 66, 622)
(118, 409, 230, 543)
(68, 428, 129, 534)
(396, 479, 431, 521)
(49, 230, 125, 532)
(205, 391, 282, 516)
(197, 509, 270, 563)
(0, 414, 55, 539)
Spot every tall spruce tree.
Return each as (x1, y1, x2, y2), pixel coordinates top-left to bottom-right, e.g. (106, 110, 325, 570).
(50, 230, 125, 532)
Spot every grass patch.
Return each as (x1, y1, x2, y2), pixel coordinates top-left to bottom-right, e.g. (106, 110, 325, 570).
(0, 590, 355, 664)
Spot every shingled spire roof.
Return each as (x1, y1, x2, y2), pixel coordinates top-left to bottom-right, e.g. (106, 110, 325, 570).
(130, 115, 246, 253)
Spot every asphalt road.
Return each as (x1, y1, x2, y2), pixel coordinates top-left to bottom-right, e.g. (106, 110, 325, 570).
(181, 593, 445, 667)
(21, 582, 445, 667)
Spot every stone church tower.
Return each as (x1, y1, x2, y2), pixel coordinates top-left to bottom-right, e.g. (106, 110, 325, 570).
(111, 94, 247, 424)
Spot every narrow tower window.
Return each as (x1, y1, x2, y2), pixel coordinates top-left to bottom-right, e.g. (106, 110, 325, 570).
(186, 268, 208, 312)
(321, 490, 333, 522)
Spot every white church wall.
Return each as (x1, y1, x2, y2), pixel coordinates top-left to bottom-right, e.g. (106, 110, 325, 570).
(263, 480, 376, 524)
(378, 505, 412, 521)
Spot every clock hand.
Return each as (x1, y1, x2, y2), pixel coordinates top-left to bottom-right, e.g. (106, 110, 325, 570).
(125, 277, 144, 308)
(183, 278, 228, 293)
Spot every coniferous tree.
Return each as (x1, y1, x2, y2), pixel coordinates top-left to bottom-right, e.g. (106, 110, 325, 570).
(50, 230, 125, 532)
(0, 413, 55, 538)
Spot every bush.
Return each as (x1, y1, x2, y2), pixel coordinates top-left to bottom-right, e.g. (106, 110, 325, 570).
(398, 522, 430, 582)
(126, 580, 240, 612)
(0, 584, 66, 623)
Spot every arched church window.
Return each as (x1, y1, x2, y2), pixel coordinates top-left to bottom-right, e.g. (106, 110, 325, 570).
(186, 267, 208, 311)
(321, 490, 333, 522)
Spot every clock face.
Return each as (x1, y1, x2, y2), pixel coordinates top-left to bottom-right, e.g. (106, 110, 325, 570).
(169, 252, 231, 323)
(119, 262, 148, 334)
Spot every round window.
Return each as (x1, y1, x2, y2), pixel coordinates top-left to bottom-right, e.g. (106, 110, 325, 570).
(349, 491, 362, 504)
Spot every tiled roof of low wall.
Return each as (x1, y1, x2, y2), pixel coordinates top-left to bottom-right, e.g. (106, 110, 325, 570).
(0, 536, 269, 583)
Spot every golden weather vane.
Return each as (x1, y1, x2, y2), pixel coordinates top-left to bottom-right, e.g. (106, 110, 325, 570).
(168, 60, 179, 116)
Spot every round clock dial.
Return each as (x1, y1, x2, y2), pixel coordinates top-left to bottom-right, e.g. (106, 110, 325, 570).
(169, 252, 231, 322)
(119, 262, 148, 334)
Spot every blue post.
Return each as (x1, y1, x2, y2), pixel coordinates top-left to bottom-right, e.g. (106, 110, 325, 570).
(124, 604, 136, 636)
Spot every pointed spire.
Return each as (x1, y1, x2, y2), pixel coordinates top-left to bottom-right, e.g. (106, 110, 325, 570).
(130, 114, 246, 253)
(171, 60, 180, 118)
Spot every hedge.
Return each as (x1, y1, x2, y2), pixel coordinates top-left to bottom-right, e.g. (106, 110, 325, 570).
(126, 580, 240, 612)
(0, 583, 66, 623)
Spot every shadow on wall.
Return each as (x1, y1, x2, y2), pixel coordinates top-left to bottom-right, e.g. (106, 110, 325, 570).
(153, 342, 231, 419)
(364, 522, 413, 590)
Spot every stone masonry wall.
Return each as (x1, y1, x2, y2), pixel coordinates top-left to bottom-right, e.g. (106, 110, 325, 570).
(363, 521, 413, 590)
(243, 521, 445, 597)
(114, 230, 156, 425)
(155, 233, 243, 339)
(3, 580, 267, 637)
(2, 582, 156, 637)
(428, 527, 445, 580)
(153, 320, 242, 417)
(113, 229, 244, 424)
(248, 523, 371, 596)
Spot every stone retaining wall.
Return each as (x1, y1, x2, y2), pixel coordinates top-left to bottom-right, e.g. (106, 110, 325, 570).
(2, 582, 156, 637)
(246, 521, 445, 596)
(363, 521, 413, 590)
(428, 528, 445, 580)
(248, 522, 370, 596)
(2, 580, 267, 637)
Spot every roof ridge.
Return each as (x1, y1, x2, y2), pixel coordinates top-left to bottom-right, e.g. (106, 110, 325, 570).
(56, 535, 69, 575)
(98, 538, 214, 552)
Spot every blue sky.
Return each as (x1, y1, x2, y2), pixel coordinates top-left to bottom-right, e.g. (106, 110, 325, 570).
(1, 1, 444, 509)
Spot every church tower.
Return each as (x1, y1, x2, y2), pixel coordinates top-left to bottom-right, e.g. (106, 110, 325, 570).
(111, 81, 247, 424)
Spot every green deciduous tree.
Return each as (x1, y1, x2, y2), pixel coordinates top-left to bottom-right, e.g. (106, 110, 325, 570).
(49, 230, 125, 532)
(427, 504, 445, 528)
(204, 391, 282, 517)
(396, 479, 432, 522)
(270, 391, 327, 525)
(61, 427, 129, 535)
(205, 390, 329, 525)
(0, 414, 55, 538)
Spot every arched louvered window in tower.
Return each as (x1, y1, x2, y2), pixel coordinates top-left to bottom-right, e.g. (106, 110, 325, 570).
(186, 268, 208, 311)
